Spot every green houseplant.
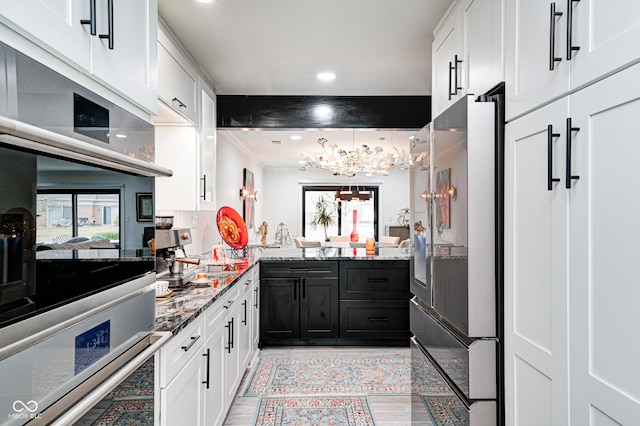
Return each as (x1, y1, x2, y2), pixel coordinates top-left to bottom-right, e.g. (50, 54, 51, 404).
(310, 195, 336, 241)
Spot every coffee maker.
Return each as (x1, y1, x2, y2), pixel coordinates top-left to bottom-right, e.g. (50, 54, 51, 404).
(155, 228, 199, 286)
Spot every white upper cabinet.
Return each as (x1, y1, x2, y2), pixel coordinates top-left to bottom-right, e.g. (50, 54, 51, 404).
(0, 0, 158, 114)
(569, 0, 640, 89)
(158, 26, 198, 123)
(199, 89, 217, 210)
(462, 0, 504, 97)
(432, 4, 463, 118)
(506, 0, 640, 121)
(432, 0, 504, 118)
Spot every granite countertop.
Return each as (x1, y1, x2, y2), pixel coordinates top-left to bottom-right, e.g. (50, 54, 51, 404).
(154, 246, 410, 335)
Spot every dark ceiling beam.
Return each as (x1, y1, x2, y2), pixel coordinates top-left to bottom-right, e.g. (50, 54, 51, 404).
(217, 95, 431, 129)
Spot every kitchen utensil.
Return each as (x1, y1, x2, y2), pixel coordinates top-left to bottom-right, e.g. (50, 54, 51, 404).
(216, 207, 248, 250)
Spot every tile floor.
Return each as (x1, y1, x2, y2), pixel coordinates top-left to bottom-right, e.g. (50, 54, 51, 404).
(223, 347, 435, 426)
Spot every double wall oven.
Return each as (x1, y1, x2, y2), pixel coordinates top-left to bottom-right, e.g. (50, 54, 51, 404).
(0, 41, 172, 424)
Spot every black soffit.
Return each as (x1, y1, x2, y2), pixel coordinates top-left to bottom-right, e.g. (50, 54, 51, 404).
(216, 95, 431, 129)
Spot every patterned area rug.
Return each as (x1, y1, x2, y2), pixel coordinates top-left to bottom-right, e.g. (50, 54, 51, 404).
(255, 396, 375, 426)
(91, 400, 154, 426)
(422, 396, 467, 426)
(246, 356, 454, 397)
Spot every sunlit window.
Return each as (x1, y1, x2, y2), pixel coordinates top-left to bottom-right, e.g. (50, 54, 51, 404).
(302, 186, 379, 242)
(36, 190, 120, 245)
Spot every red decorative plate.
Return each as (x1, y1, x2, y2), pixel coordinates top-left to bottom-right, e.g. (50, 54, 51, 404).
(216, 206, 248, 250)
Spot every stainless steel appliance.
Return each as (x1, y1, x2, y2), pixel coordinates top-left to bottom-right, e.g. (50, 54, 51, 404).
(0, 41, 173, 424)
(410, 91, 505, 425)
(155, 228, 198, 286)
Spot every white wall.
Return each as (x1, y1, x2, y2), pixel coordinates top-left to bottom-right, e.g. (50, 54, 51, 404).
(262, 167, 410, 242)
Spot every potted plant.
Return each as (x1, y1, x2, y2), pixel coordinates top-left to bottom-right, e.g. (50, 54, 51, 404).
(310, 195, 336, 241)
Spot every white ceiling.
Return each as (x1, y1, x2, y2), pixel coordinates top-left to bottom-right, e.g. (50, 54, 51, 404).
(157, 0, 453, 168)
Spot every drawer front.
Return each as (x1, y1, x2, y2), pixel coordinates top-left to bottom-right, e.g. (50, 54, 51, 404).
(410, 298, 496, 400)
(261, 261, 338, 278)
(411, 338, 497, 425)
(340, 300, 409, 339)
(160, 315, 205, 387)
(340, 261, 410, 300)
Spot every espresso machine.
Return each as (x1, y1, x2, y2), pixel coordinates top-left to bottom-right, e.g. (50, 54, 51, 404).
(155, 228, 199, 287)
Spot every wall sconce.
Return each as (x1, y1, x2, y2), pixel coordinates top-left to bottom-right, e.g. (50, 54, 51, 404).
(239, 187, 260, 201)
(449, 185, 457, 200)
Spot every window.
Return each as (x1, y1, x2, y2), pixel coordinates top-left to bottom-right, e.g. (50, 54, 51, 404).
(36, 189, 121, 245)
(302, 185, 379, 241)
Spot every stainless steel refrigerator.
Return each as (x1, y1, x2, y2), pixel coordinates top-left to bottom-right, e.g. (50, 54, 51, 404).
(410, 91, 504, 426)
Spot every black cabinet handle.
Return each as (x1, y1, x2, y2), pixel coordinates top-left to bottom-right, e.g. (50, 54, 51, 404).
(223, 300, 234, 309)
(448, 61, 454, 100)
(202, 348, 210, 389)
(172, 97, 187, 109)
(565, 117, 580, 188)
(242, 300, 247, 325)
(566, 0, 581, 60)
(225, 321, 232, 353)
(453, 54, 463, 95)
(547, 125, 561, 191)
(200, 175, 206, 200)
(230, 317, 234, 349)
(254, 287, 259, 309)
(368, 278, 390, 284)
(549, 2, 563, 70)
(368, 317, 390, 321)
(99, 0, 114, 50)
(80, 0, 97, 35)
(181, 335, 200, 352)
(244, 279, 253, 286)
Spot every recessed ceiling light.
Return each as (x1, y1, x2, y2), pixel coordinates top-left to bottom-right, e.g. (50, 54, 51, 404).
(196, 0, 216, 4)
(290, 135, 302, 141)
(115, 134, 127, 139)
(317, 72, 336, 81)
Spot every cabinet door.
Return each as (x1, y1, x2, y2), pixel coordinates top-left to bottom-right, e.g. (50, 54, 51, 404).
(224, 301, 242, 402)
(154, 125, 199, 211)
(204, 323, 227, 426)
(504, 97, 569, 426)
(91, 0, 157, 113)
(299, 277, 339, 339)
(462, 0, 504, 97)
(251, 279, 260, 351)
(570, 0, 640, 90)
(260, 278, 299, 341)
(432, 4, 463, 118)
(158, 34, 198, 123)
(238, 292, 253, 368)
(568, 64, 640, 425)
(160, 347, 204, 426)
(199, 89, 217, 210)
(0, 0, 91, 71)
(506, 0, 569, 120)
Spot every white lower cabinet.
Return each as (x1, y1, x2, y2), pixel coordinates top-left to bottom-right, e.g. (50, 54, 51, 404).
(505, 63, 640, 425)
(158, 266, 260, 426)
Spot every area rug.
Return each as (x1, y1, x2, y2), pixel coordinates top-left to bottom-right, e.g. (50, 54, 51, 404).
(422, 396, 467, 426)
(255, 396, 375, 426)
(104, 357, 154, 400)
(245, 356, 453, 396)
(91, 400, 154, 426)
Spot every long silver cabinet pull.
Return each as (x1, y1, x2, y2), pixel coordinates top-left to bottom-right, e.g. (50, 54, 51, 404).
(565, 117, 580, 188)
(566, 0, 581, 60)
(181, 335, 201, 352)
(98, 0, 114, 49)
(549, 2, 563, 70)
(80, 0, 97, 35)
(547, 125, 561, 190)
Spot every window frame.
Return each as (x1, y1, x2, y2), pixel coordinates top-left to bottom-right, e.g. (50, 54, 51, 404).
(301, 185, 379, 240)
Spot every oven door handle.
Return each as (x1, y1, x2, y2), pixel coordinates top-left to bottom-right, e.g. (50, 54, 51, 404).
(32, 331, 172, 426)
